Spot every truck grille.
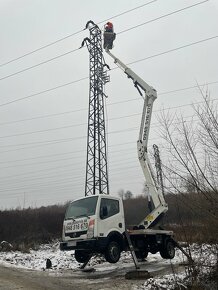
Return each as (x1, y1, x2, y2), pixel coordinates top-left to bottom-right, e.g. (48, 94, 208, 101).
(65, 230, 87, 238)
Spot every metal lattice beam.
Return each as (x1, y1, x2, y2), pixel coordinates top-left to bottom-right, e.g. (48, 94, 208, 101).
(83, 21, 110, 196)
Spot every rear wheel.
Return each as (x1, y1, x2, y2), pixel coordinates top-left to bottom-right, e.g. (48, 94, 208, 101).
(160, 239, 175, 259)
(105, 241, 121, 263)
(74, 250, 91, 263)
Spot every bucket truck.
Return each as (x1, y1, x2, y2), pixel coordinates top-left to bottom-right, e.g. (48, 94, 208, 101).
(60, 26, 175, 265)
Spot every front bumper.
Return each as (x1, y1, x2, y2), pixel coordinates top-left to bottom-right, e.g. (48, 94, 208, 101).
(60, 238, 107, 252)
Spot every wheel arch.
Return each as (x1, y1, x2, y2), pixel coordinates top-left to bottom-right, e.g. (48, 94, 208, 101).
(107, 231, 125, 251)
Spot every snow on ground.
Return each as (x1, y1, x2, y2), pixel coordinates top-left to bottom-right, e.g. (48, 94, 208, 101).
(134, 244, 217, 290)
(0, 241, 77, 270)
(0, 241, 217, 289)
(0, 240, 182, 271)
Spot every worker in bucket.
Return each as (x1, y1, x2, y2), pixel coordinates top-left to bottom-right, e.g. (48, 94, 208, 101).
(103, 22, 116, 50)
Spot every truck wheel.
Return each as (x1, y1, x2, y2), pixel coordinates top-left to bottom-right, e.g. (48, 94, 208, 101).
(74, 250, 91, 263)
(135, 250, 148, 260)
(160, 239, 175, 259)
(105, 241, 121, 263)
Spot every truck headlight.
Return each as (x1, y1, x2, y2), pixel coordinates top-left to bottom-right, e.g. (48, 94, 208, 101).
(87, 219, 95, 239)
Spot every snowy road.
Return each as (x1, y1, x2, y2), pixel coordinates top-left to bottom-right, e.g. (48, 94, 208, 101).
(0, 261, 184, 290)
(0, 242, 186, 289)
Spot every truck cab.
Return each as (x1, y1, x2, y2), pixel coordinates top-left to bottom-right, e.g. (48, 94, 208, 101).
(60, 195, 126, 263)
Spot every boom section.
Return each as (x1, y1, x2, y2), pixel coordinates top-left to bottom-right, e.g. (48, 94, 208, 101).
(105, 49, 168, 228)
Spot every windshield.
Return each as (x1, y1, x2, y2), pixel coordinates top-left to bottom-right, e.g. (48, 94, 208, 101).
(65, 196, 98, 220)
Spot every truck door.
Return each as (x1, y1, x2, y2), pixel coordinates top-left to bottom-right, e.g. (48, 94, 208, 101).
(97, 197, 125, 237)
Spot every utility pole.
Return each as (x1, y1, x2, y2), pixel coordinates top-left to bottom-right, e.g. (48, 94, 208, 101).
(82, 21, 110, 196)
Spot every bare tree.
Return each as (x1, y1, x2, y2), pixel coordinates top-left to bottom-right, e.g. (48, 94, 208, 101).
(158, 88, 218, 220)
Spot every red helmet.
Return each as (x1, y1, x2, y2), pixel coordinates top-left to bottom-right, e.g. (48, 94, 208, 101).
(107, 22, 113, 28)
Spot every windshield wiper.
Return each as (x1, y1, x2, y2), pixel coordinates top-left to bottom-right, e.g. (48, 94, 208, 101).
(65, 216, 76, 221)
(75, 214, 90, 219)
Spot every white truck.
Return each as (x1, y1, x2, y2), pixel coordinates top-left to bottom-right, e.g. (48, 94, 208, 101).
(60, 35, 175, 264)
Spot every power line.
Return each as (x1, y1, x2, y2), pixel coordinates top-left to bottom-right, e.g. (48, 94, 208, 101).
(0, 158, 138, 188)
(0, 76, 88, 107)
(0, 121, 86, 139)
(0, 30, 84, 68)
(159, 81, 218, 95)
(0, 161, 138, 188)
(0, 107, 86, 126)
(0, 143, 197, 181)
(0, 113, 204, 151)
(0, 177, 144, 201)
(118, 0, 209, 35)
(0, 126, 142, 149)
(0, 116, 209, 153)
(0, 47, 81, 81)
(0, 0, 157, 68)
(0, 110, 197, 140)
(0, 137, 134, 155)
(0, 114, 202, 153)
(0, 146, 136, 170)
(0, 121, 205, 167)
(0, 0, 209, 82)
(0, 174, 143, 195)
(0, 81, 217, 126)
(0, 141, 137, 179)
(0, 98, 216, 142)
(0, 157, 140, 183)
(0, 147, 205, 189)
(0, 143, 136, 166)
(97, 0, 158, 25)
(0, 34, 217, 108)
(127, 35, 218, 65)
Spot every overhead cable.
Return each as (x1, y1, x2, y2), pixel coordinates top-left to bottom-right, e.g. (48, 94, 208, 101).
(0, 0, 158, 68)
(0, 34, 217, 108)
(0, 76, 88, 107)
(117, 0, 209, 35)
(126, 35, 218, 66)
(0, 111, 212, 153)
(0, 0, 209, 82)
(0, 109, 205, 140)
(0, 47, 81, 82)
(0, 81, 217, 126)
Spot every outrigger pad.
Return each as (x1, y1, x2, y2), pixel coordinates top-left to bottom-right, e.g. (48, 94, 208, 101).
(103, 32, 116, 49)
(80, 267, 96, 273)
(125, 270, 152, 280)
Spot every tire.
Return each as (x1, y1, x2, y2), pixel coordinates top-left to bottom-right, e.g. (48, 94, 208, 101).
(135, 250, 148, 260)
(104, 241, 121, 263)
(160, 239, 175, 259)
(74, 250, 91, 263)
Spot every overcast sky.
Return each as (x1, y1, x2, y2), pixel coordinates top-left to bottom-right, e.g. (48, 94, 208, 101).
(0, 0, 217, 209)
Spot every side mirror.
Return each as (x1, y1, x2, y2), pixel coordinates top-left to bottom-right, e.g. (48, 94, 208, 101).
(100, 206, 108, 219)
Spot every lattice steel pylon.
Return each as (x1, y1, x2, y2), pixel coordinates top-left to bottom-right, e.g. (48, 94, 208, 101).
(82, 21, 110, 196)
(153, 144, 165, 196)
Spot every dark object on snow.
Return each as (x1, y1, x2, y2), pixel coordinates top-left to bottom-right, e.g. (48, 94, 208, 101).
(46, 258, 52, 269)
(0, 241, 13, 252)
(125, 270, 152, 280)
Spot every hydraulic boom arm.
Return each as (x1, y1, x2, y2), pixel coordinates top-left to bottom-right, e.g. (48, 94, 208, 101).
(105, 49, 168, 228)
